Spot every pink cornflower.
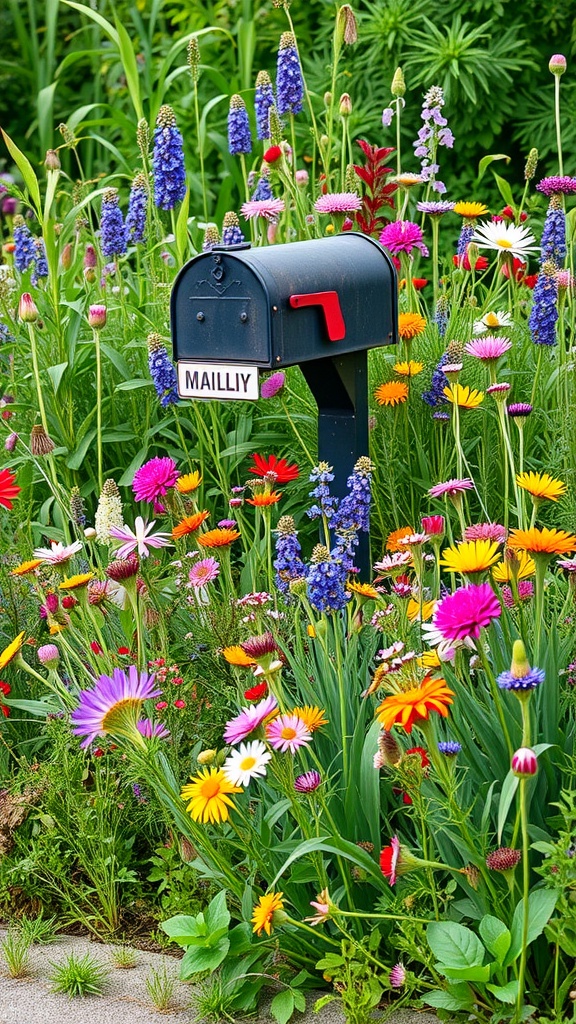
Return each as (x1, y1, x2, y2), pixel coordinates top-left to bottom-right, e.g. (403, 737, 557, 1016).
(502, 581, 534, 607)
(536, 176, 576, 197)
(109, 516, 172, 559)
(223, 695, 278, 745)
(133, 457, 178, 504)
(314, 192, 362, 214)
(373, 551, 412, 574)
(241, 199, 285, 221)
(261, 372, 286, 399)
(428, 478, 474, 499)
(464, 522, 507, 543)
(266, 713, 312, 754)
(188, 557, 220, 588)
(379, 220, 429, 257)
(433, 582, 501, 640)
(486, 382, 511, 396)
(33, 540, 83, 564)
(465, 336, 512, 361)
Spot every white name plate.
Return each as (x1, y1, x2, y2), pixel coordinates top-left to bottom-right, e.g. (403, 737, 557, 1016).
(177, 361, 259, 401)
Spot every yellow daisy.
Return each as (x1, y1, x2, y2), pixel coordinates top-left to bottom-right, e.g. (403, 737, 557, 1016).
(443, 383, 484, 409)
(0, 632, 25, 671)
(251, 891, 284, 936)
(417, 650, 442, 670)
(176, 471, 202, 494)
(222, 645, 256, 667)
(454, 201, 489, 219)
(10, 559, 43, 576)
(374, 381, 409, 407)
(59, 572, 95, 590)
(407, 598, 436, 622)
(347, 581, 380, 600)
(292, 705, 329, 732)
(516, 472, 567, 503)
(492, 550, 536, 582)
(439, 539, 501, 576)
(180, 767, 242, 824)
(393, 360, 424, 377)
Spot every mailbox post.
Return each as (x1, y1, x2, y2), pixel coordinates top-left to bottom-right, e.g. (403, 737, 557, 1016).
(171, 232, 398, 574)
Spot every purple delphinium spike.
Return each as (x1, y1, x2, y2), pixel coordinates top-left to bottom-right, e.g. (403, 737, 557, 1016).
(540, 196, 565, 265)
(528, 261, 558, 346)
(306, 545, 349, 613)
(307, 462, 338, 522)
(274, 515, 307, 594)
(153, 105, 187, 210)
(147, 333, 179, 407)
(255, 70, 275, 140)
(13, 217, 36, 272)
(433, 294, 450, 338)
(457, 223, 474, 259)
(228, 95, 252, 156)
(276, 32, 304, 116)
(30, 239, 48, 286)
(251, 176, 273, 202)
(125, 172, 148, 244)
(221, 211, 245, 246)
(100, 188, 127, 259)
(422, 350, 450, 405)
(412, 85, 452, 195)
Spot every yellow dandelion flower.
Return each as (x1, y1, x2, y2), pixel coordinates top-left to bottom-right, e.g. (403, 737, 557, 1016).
(222, 645, 256, 667)
(251, 891, 284, 936)
(176, 471, 202, 494)
(10, 559, 43, 576)
(180, 767, 242, 824)
(393, 360, 424, 377)
(374, 381, 409, 407)
(439, 539, 501, 576)
(398, 312, 427, 340)
(454, 201, 489, 219)
(516, 472, 567, 502)
(492, 550, 536, 582)
(347, 580, 380, 600)
(292, 705, 328, 732)
(407, 599, 435, 622)
(0, 631, 25, 671)
(443, 383, 484, 409)
(59, 572, 95, 590)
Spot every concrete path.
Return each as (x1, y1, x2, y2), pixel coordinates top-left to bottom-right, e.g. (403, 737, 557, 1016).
(0, 930, 440, 1024)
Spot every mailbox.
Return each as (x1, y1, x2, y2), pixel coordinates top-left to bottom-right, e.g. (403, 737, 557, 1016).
(171, 233, 398, 574)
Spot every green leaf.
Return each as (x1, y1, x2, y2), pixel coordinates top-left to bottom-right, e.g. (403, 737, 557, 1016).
(161, 913, 204, 945)
(1, 129, 41, 214)
(487, 980, 519, 1004)
(66, 428, 96, 470)
(46, 362, 68, 394)
(427, 922, 486, 969)
(423, 986, 475, 1011)
(497, 770, 519, 843)
(437, 964, 492, 982)
(477, 152, 511, 182)
(492, 172, 515, 208)
(175, 188, 190, 266)
(204, 890, 230, 935)
(270, 989, 294, 1024)
(4, 698, 61, 717)
(505, 888, 558, 966)
(113, 14, 144, 120)
(271, 835, 384, 889)
(228, 922, 252, 956)
(313, 995, 335, 1012)
(100, 343, 132, 380)
(115, 379, 154, 391)
(180, 938, 230, 978)
(479, 915, 511, 963)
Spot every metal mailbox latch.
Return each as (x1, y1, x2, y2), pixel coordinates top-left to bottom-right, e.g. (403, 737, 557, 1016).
(289, 290, 346, 342)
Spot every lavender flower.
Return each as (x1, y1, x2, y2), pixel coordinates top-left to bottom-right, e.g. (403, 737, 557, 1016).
(417, 200, 455, 216)
(412, 85, 453, 195)
(147, 332, 179, 407)
(457, 223, 474, 259)
(255, 70, 275, 140)
(228, 95, 252, 156)
(100, 188, 127, 259)
(307, 462, 338, 522)
(529, 261, 558, 346)
(422, 350, 450, 406)
(221, 211, 245, 246)
(153, 105, 187, 210)
(274, 515, 307, 594)
(540, 196, 565, 265)
(30, 239, 48, 285)
(13, 217, 36, 272)
(306, 544, 349, 614)
(125, 172, 147, 244)
(276, 32, 304, 116)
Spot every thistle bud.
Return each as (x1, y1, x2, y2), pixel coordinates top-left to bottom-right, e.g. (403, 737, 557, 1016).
(336, 5, 358, 46)
(320, 134, 329, 151)
(187, 37, 201, 84)
(549, 54, 567, 77)
(88, 304, 107, 329)
(512, 747, 538, 777)
(84, 243, 97, 270)
(339, 93, 352, 117)
(524, 148, 538, 181)
(61, 243, 73, 270)
(30, 424, 56, 456)
(37, 644, 60, 668)
(44, 149, 61, 171)
(18, 292, 39, 323)
(391, 67, 406, 98)
(295, 169, 309, 187)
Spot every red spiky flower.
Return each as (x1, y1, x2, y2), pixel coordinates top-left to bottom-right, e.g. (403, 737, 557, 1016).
(249, 454, 299, 483)
(352, 140, 397, 237)
(0, 468, 20, 510)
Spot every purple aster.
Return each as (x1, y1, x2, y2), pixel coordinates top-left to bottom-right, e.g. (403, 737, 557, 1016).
(223, 695, 279, 745)
(254, 70, 275, 140)
(465, 336, 512, 361)
(412, 85, 452, 194)
(539, 198, 565, 265)
(71, 666, 161, 748)
(437, 741, 461, 756)
(379, 220, 429, 257)
(536, 176, 576, 197)
(276, 32, 304, 116)
(137, 718, 170, 740)
(417, 200, 455, 216)
(315, 193, 362, 214)
(274, 515, 306, 594)
(294, 770, 322, 793)
(30, 239, 48, 286)
(153, 105, 187, 210)
(529, 262, 558, 346)
(261, 371, 285, 398)
(497, 666, 545, 691)
(507, 403, 533, 419)
(100, 188, 127, 259)
(125, 174, 147, 244)
(13, 219, 37, 272)
(228, 95, 252, 156)
(148, 336, 179, 407)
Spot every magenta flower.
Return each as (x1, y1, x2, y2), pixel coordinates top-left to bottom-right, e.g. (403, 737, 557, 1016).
(421, 515, 445, 536)
(294, 770, 322, 792)
(37, 644, 59, 667)
(502, 581, 534, 607)
(314, 192, 362, 214)
(261, 372, 286, 399)
(266, 713, 312, 753)
(379, 220, 429, 257)
(486, 382, 511, 397)
(428, 478, 474, 499)
(188, 557, 220, 588)
(109, 516, 172, 559)
(464, 522, 507, 543)
(511, 747, 538, 776)
(223, 695, 279, 745)
(137, 718, 170, 740)
(536, 176, 576, 197)
(133, 456, 178, 504)
(71, 666, 161, 748)
(465, 336, 512, 361)
(241, 198, 285, 221)
(389, 964, 406, 988)
(433, 582, 501, 640)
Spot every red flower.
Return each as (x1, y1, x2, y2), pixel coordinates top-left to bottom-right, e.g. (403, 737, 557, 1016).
(0, 680, 10, 718)
(263, 145, 282, 165)
(452, 254, 489, 272)
(244, 682, 269, 701)
(501, 257, 528, 282)
(90, 641, 103, 655)
(412, 278, 429, 290)
(524, 274, 538, 289)
(174, 699, 186, 709)
(0, 468, 20, 510)
(118, 646, 130, 655)
(62, 596, 77, 610)
(406, 746, 430, 769)
(93, 747, 105, 757)
(249, 454, 299, 483)
(380, 835, 400, 884)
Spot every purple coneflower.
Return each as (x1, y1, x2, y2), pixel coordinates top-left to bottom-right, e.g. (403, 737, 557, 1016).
(314, 192, 362, 215)
(417, 200, 455, 216)
(428, 478, 474, 499)
(188, 557, 220, 588)
(71, 666, 162, 748)
(266, 713, 312, 754)
(241, 198, 285, 222)
(294, 770, 321, 793)
(379, 220, 429, 257)
(465, 336, 512, 361)
(223, 695, 279, 745)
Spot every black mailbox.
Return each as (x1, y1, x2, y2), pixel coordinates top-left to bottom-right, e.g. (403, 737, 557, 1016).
(171, 233, 398, 574)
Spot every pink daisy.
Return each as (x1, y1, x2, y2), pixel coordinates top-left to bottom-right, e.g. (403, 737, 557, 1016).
(241, 199, 285, 222)
(188, 557, 220, 588)
(373, 552, 412, 574)
(314, 192, 362, 214)
(137, 718, 171, 740)
(558, 558, 576, 572)
(433, 582, 501, 640)
(223, 695, 279, 745)
(428, 478, 474, 499)
(133, 457, 178, 504)
(486, 383, 511, 396)
(266, 713, 312, 754)
(109, 517, 172, 559)
(464, 522, 507, 543)
(465, 337, 512, 361)
(379, 220, 429, 257)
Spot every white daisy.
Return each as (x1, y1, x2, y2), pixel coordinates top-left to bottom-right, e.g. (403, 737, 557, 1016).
(33, 540, 83, 564)
(473, 310, 513, 334)
(471, 221, 538, 260)
(222, 740, 272, 787)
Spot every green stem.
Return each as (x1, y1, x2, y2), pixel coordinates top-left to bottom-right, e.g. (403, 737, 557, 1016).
(93, 327, 103, 492)
(476, 634, 513, 758)
(555, 74, 564, 177)
(194, 80, 208, 223)
(516, 779, 531, 1023)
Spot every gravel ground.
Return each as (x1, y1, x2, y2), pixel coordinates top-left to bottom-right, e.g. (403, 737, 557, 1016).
(0, 930, 440, 1024)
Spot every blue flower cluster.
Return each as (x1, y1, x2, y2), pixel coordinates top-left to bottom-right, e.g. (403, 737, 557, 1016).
(13, 220, 36, 272)
(438, 741, 461, 756)
(497, 666, 545, 691)
(153, 105, 187, 210)
(0, 322, 14, 344)
(100, 189, 127, 259)
(540, 200, 565, 265)
(255, 71, 275, 140)
(456, 223, 474, 260)
(276, 32, 304, 116)
(332, 458, 372, 535)
(422, 350, 450, 406)
(30, 240, 48, 286)
(274, 516, 306, 594)
(528, 264, 558, 346)
(306, 548, 349, 613)
(433, 294, 450, 338)
(251, 176, 273, 202)
(125, 176, 147, 244)
(307, 462, 338, 521)
(413, 85, 453, 195)
(148, 335, 179, 407)
(228, 95, 252, 156)
(222, 212, 245, 246)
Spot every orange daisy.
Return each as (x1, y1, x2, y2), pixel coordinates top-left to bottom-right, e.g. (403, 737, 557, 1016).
(375, 675, 454, 733)
(246, 492, 282, 507)
(398, 312, 427, 340)
(176, 471, 202, 494)
(197, 528, 240, 548)
(292, 705, 329, 731)
(172, 510, 210, 539)
(222, 645, 256, 667)
(347, 581, 380, 600)
(374, 381, 409, 407)
(508, 527, 576, 556)
(251, 892, 284, 936)
(386, 526, 415, 552)
(10, 559, 43, 576)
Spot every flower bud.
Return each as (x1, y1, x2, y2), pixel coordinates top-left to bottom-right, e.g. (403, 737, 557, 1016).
(391, 67, 406, 98)
(295, 169, 309, 187)
(512, 747, 538, 777)
(187, 37, 201, 84)
(336, 5, 357, 46)
(549, 54, 567, 76)
(88, 304, 107, 329)
(421, 514, 445, 537)
(37, 644, 60, 668)
(197, 748, 217, 765)
(44, 149, 61, 171)
(524, 148, 538, 181)
(323, 92, 332, 108)
(389, 964, 406, 989)
(510, 639, 530, 679)
(339, 93, 352, 117)
(61, 242, 73, 270)
(4, 432, 18, 452)
(18, 292, 39, 323)
(84, 527, 97, 539)
(467, 243, 480, 271)
(83, 243, 97, 269)
(263, 145, 282, 165)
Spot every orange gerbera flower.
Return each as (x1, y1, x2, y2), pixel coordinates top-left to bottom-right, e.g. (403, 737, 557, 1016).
(222, 645, 256, 667)
(374, 381, 409, 406)
(172, 510, 210, 538)
(251, 891, 284, 936)
(10, 559, 43, 576)
(508, 527, 576, 556)
(398, 312, 427, 340)
(376, 675, 454, 733)
(386, 526, 415, 552)
(347, 581, 380, 600)
(246, 492, 282, 507)
(292, 705, 329, 731)
(197, 528, 240, 548)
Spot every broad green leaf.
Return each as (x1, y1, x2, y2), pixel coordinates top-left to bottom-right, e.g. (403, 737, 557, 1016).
(497, 770, 519, 843)
(100, 343, 132, 380)
(1, 129, 41, 214)
(438, 964, 491, 983)
(313, 995, 335, 1012)
(487, 980, 519, 1004)
(227, 922, 252, 956)
(477, 153, 511, 181)
(180, 938, 229, 978)
(427, 922, 486, 969)
(115, 379, 154, 391)
(493, 172, 515, 208)
(204, 890, 230, 934)
(271, 835, 384, 888)
(270, 989, 294, 1024)
(423, 984, 475, 1011)
(505, 889, 558, 966)
(47, 362, 68, 394)
(66, 428, 97, 470)
(161, 913, 204, 945)
(114, 14, 144, 120)
(175, 188, 190, 266)
(479, 915, 511, 963)
(4, 698, 61, 717)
